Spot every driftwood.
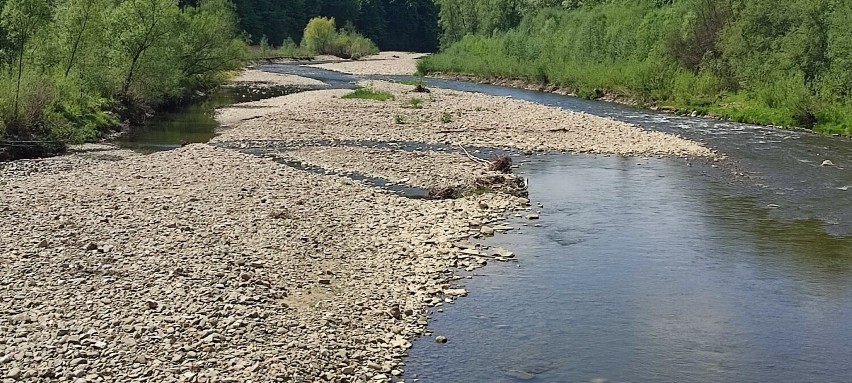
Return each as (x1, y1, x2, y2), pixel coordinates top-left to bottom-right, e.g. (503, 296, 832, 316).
(457, 144, 491, 166)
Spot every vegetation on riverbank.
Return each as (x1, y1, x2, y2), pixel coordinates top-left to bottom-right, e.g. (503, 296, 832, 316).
(0, 0, 245, 159)
(245, 17, 378, 61)
(419, 0, 852, 135)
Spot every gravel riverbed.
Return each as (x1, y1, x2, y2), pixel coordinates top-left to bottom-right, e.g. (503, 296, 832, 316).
(1, 144, 526, 383)
(2, 56, 714, 382)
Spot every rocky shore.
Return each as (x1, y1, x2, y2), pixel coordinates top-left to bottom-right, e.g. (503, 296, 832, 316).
(1, 54, 714, 382)
(1, 144, 526, 382)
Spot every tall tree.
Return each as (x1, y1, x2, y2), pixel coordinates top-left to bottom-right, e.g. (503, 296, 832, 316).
(1, 0, 51, 122)
(111, 0, 178, 98)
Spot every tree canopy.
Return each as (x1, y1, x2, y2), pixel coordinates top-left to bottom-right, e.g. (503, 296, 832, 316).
(232, 0, 439, 52)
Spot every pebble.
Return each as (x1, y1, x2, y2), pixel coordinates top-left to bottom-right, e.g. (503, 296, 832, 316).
(6, 367, 21, 379)
(435, 336, 448, 344)
(821, 159, 835, 166)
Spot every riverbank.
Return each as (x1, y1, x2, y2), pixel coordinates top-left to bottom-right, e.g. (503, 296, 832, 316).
(417, 39, 852, 137)
(1, 56, 714, 382)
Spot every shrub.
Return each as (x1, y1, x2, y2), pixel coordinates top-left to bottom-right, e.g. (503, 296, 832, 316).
(302, 17, 378, 59)
(301, 17, 336, 54)
(403, 97, 423, 109)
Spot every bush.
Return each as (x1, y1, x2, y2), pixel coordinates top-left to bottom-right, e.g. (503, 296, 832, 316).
(301, 16, 337, 54)
(301, 16, 378, 59)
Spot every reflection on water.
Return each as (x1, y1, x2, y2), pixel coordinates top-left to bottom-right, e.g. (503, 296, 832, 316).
(405, 154, 852, 383)
(116, 85, 309, 151)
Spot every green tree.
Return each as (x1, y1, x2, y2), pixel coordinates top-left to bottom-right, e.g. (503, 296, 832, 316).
(1, 0, 51, 121)
(111, 0, 179, 99)
(174, 0, 245, 86)
(301, 16, 336, 54)
(56, 0, 106, 78)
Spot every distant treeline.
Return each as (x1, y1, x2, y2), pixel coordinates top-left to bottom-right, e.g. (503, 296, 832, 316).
(421, 0, 852, 134)
(225, 0, 439, 53)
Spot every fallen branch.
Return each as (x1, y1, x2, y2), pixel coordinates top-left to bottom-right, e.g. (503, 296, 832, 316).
(457, 144, 491, 167)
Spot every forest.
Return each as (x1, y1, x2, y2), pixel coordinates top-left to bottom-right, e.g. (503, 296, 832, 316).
(230, 0, 439, 53)
(420, 0, 852, 134)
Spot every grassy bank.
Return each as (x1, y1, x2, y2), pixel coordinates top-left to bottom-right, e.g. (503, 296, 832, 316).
(419, 1, 852, 135)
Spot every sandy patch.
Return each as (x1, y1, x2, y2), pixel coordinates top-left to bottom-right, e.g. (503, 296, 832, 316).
(228, 68, 325, 87)
(307, 51, 427, 76)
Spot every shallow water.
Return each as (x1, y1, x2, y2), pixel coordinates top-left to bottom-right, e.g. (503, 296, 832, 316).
(404, 154, 852, 383)
(115, 84, 309, 151)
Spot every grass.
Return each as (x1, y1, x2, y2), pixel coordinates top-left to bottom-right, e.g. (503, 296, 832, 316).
(403, 97, 423, 109)
(394, 115, 406, 124)
(342, 87, 395, 101)
(439, 112, 453, 123)
(417, 1, 852, 136)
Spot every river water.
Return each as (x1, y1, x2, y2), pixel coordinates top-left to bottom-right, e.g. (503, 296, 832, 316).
(131, 63, 852, 382)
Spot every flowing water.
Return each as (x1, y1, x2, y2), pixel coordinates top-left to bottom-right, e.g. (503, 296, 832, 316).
(130, 63, 852, 382)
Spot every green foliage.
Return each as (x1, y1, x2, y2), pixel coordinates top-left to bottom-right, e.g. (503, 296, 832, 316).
(301, 17, 378, 59)
(232, 0, 439, 52)
(0, 0, 245, 154)
(342, 87, 394, 101)
(403, 97, 423, 109)
(439, 111, 453, 123)
(394, 114, 406, 124)
(246, 38, 314, 60)
(423, 0, 852, 134)
(302, 16, 336, 55)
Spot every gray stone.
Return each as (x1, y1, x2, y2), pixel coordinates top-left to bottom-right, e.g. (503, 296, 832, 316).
(6, 367, 21, 379)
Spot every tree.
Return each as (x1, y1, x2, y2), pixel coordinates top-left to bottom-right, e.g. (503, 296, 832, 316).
(55, 0, 108, 78)
(111, 0, 179, 98)
(174, 0, 245, 85)
(301, 16, 336, 54)
(1, 0, 51, 121)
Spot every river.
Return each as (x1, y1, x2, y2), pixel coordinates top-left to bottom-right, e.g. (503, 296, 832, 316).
(127, 63, 852, 383)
